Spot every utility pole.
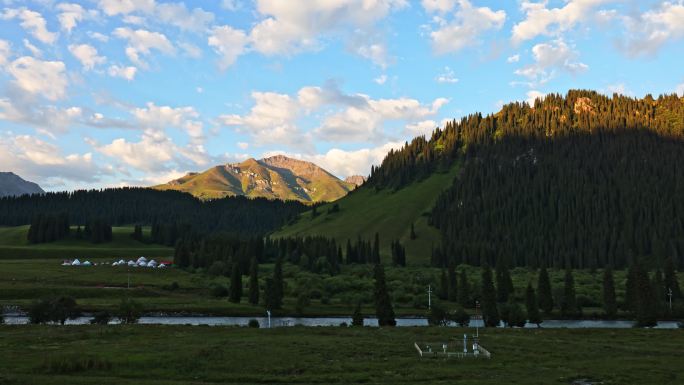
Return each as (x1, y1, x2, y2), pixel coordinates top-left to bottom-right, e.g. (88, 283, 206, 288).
(668, 288, 673, 312)
(427, 285, 432, 309)
(266, 310, 271, 328)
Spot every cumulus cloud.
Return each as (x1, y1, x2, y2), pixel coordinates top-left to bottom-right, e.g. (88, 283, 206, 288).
(22, 39, 41, 57)
(113, 27, 175, 68)
(526, 90, 547, 105)
(619, 1, 684, 56)
(435, 66, 458, 83)
(107, 64, 137, 80)
(507, 54, 520, 63)
(155, 2, 214, 32)
(514, 39, 588, 86)
(405, 120, 438, 137)
(512, 0, 610, 44)
(208, 25, 248, 70)
(0, 134, 102, 185)
(6, 56, 68, 101)
(69, 44, 106, 70)
(133, 102, 203, 142)
(374, 74, 388, 85)
(1, 7, 58, 44)
(425, 0, 506, 55)
(57, 3, 98, 33)
(676, 82, 684, 97)
(97, 0, 155, 16)
(421, 0, 456, 14)
(0, 39, 10, 66)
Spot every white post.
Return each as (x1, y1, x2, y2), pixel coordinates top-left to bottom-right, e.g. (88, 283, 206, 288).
(668, 288, 673, 312)
(267, 310, 271, 328)
(427, 285, 432, 310)
(463, 334, 467, 353)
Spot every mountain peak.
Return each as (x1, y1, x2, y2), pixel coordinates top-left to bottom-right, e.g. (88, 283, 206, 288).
(0, 172, 45, 197)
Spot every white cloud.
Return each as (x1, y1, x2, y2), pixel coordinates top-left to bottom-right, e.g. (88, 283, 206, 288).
(22, 39, 41, 57)
(179, 42, 202, 58)
(421, 0, 456, 14)
(155, 2, 214, 32)
(0, 39, 10, 66)
(603, 83, 631, 96)
(676, 82, 684, 97)
(405, 119, 438, 137)
(97, 0, 155, 16)
(7, 56, 68, 101)
(221, 0, 239, 11)
(208, 25, 248, 70)
(620, 2, 684, 56)
(514, 39, 588, 86)
(507, 54, 520, 63)
(88, 31, 109, 42)
(526, 90, 547, 105)
(69, 44, 106, 70)
(57, 3, 97, 33)
(248, 0, 406, 65)
(512, 0, 611, 44)
(0, 134, 101, 185)
(107, 65, 137, 80)
(426, 0, 506, 55)
(374, 74, 388, 85)
(113, 27, 175, 67)
(1, 7, 58, 44)
(435, 66, 458, 83)
(237, 141, 249, 150)
(0, 97, 81, 134)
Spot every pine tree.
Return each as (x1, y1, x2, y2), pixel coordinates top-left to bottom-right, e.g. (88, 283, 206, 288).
(625, 264, 638, 312)
(503, 298, 526, 328)
(439, 269, 448, 300)
(560, 269, 578, 317)
(496, 259, 514, 303)
(602, 267, 617, 318)
(372, 233, 380, 264)
(632, 263, 657, 327)
(537, 266, 554, 314)
(457, 269, 470, 308)
(410, 223, 416, 240)
(352, 302, 364, 326)
(248, 256, 259, 305)
(373, 264, 396, 326)
(652, 270, 665, 317)
(229, 263, 242, 303)
(525, 282, 542, 326)
(447, 260, 458, 302)
(481, 264, 499, 327)
(264, 278, 281, 310)
(664, 256, 681, 301)
(273, 255, 284, 307)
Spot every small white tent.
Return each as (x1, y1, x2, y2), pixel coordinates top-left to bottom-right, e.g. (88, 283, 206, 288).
(83, 261, 92, 266)
(72, 259, 81, 266)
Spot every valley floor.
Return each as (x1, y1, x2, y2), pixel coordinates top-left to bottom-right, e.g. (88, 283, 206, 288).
(0, 325, 682, 384)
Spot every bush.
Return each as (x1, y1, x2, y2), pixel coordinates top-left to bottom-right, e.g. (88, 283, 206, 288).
(427, 303, 449, 326)
(248, 319, 260, 328)
(207, 261, 228, 277)
(90, 311, 111, 325)
(42, 356, 112, 374)
(28, 296, 80, 325)
(210, 284, 229, 298)
(117, 298, 143, 324)
(450, 306, 470, 327)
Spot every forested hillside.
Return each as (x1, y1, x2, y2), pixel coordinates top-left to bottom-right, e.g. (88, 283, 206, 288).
(283, 90, 684, 269)
(0, 188, 306, 236)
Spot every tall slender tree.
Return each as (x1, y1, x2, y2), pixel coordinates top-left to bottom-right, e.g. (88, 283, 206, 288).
(481, 264, 500, 327)
(632, 262, 657, 327)
(537, 266, 554, 314)
(248, 256, 259, 305)
(525, 283, 542, 326)
(602, 267, 617, 318)
(229, 262, 242, 303)
(439, 269, 448, 300)
(273, 255, 284, 307)
(496, 259, 514, 303)
(560, 269, 578, 317)
(373, 264, 396, 326)
(457, 268, 471, 308)
(447, 260, 458, 302)
(664, 256, 681, 301)
(372, 233, 380, 264)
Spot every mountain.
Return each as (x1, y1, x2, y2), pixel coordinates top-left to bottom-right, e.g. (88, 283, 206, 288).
(275, 90, 684, 268)
(154, 155, 356, 203)
(0, 172, 44, 197)
(344, 175, 366, 187)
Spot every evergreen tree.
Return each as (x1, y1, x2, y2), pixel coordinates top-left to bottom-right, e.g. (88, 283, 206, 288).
(457, 269, 471, 308)
(652, 270, 666, 317)
(632, 263, 658, 327)
(248, 256, 259, 305)
(273, 256, 284, 307)
(229, 262, 242, 303)
(664, 256, 681, 301)
(525, 283, 542, 326)
(131, 225, 143, 241)
(625, 264, 638, 312)
(352, 302, 364, 326)
(263, 278, 281, 310)
(372, 233, 380, 264)
(447, 260, 458, 302)
(439, 269, 448, 300)
(602, 267, 617, 318)
(537, 267, 554, 314)
(480, 264, 500, 327)
(496, 259, 514, 303)
(410, 223, 416, 240)
(560, 269, 578, 317)
(503, 298, 526, 327)
(373, 264, 396, 326)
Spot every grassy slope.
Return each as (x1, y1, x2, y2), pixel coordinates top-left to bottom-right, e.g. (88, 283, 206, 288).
(0, 326, 682, 385)
(274, 164, 460, 265)
(0, 226, 173, 259)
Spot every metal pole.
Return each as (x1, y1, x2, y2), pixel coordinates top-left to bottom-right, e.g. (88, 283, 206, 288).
(668, 288, 673, 312)
(463, 334, 467, 353)
(267, 310, 271, 328)
(427, 285, 432, 310)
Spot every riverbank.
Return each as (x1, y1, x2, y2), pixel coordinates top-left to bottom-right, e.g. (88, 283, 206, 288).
(0, 325, 682, 384)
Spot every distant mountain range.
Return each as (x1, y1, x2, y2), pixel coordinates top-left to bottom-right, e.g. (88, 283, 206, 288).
(0, 172, 44, 197)
(154, 155, 358, 203)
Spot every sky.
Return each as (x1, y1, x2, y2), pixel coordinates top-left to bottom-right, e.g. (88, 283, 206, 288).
(0, 0, 683, 191)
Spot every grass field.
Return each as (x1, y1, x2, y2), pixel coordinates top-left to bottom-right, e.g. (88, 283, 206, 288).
(0, 325, 682, 384)
(274, 164, 460, 265)
(0, 226, 173, 259)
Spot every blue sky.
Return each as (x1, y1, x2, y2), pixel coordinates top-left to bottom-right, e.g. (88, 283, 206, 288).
(0, 0, 683, 191)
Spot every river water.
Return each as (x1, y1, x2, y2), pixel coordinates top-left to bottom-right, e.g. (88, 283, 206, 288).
(2, 315, 680, 329)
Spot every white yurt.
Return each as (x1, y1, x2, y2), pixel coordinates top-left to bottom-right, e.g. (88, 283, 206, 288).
(83, 261, 92, 266)
(72, 259, 81, 266)
(118, 259, 126, 265)
(158, 264, 167, 269)
(136, 256, 147, 264)
(127, 260, 136, 266)
(61, 261, 71, 266)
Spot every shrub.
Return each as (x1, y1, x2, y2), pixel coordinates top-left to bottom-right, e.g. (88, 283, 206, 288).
(248, 319, 260, 328)
(90, 311, 111, 325)
(427, 303, 449, 326)
(117, 298, 143, 324)
(207, 261, 228, 277)
(210, 284, 229, 298)
(42, 356, 112, 374)
(450, 306, 470, 327)
(28, 296, 80, 325)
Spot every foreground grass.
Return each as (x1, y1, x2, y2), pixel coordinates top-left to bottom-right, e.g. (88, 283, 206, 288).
(0, 325, 682, 385)
(274, 165, 460, 265)
(0, 226, 173, 259)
